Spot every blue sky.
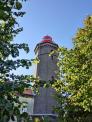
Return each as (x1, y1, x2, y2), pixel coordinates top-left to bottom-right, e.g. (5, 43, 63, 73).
(13, 0, 92, 75)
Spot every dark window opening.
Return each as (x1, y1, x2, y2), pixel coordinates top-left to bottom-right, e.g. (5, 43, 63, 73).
(50, 76, 56, 84)
(52, 76, 54, 80)
(51, 49, 53, 52)
(51, 55, 54, 60)
(51, 50, 54, 60)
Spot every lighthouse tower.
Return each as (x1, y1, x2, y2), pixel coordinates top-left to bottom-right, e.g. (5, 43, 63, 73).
(34, 36, 58, 120)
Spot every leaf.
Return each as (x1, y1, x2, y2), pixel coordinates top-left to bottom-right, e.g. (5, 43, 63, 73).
(15, 2, 22, 10)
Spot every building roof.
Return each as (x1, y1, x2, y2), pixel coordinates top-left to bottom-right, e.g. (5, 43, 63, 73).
(34, 35, 59, 54)
(23, 88, 34, 96)
(41, 35, 53, 43)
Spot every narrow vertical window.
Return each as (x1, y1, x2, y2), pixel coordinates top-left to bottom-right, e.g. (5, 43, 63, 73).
(51, 50, 54, 60)
(51, 76, 54, 81)
(51, 55, 54, 60)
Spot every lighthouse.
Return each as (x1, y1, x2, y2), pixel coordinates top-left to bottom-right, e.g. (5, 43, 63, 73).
(33, 36, 58, 121)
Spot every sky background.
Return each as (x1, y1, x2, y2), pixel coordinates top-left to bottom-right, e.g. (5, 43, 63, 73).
(13, 0, 92, 75)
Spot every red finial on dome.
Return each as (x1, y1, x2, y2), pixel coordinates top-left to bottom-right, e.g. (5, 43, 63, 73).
(41, 35, 53, 43)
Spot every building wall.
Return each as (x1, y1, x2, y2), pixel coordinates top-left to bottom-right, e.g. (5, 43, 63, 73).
(34, 42, 58, 115)
(9, 96, 34, 122)
(36, 44, 58, 81)
(19, 96, 34, 115)
(34, 88, 56, 114)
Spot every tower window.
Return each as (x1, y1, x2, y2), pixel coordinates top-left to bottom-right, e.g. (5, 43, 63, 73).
(51, 55, 54, 60)
(51, 50, 54, 60)
(51, 49, 53, 52)
(51, 76, 54, 81)
(50, 76, 55, 84)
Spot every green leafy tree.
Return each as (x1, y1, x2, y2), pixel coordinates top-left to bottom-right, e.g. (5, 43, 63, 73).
(53, 16, 92, 121)
(0, 0, 35, 121)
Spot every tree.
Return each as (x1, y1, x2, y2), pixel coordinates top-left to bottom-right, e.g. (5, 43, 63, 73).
(0, 0, 34, 121)
(53, 16, 92, 121)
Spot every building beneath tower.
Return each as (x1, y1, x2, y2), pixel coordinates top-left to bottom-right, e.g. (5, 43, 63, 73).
(33, 35, 59, 122)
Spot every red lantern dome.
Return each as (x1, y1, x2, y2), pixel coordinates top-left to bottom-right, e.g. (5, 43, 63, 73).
(41, 35, 53, 43)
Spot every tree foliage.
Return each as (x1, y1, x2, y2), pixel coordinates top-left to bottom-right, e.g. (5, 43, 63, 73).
(53, 16, 92, 121)
(0, 0, 34, 121)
